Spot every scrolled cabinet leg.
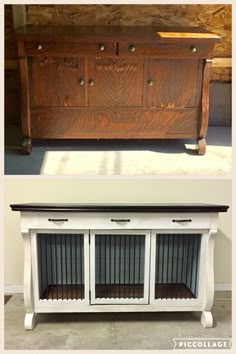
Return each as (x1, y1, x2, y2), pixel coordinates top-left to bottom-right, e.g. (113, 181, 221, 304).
(24, 312, 37, 330)
(201, 311, 213, 328)
(22, 137, 32, 155)
(197, 137, 206, 155)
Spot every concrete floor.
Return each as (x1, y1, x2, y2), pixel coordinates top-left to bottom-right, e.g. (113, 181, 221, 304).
(4, 292, 231, 350)
(5, 125, 231, 175)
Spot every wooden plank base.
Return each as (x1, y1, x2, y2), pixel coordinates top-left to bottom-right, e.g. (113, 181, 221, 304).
(155, 283, 196, 299)
(41, 284, 84, 300)
(40, 283, 196, 301)
(95, 284, 144, 299)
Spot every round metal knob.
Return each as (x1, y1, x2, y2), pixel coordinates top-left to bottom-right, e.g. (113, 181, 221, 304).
(37, 44, 43, 50)
(147, 80, 154, 86)
(99, 43, 105, 51)
(79, 78, 84, 86)
(129, 45, 136, 52)
(191, 46, 197, 53)
(88, 79, 94, 86)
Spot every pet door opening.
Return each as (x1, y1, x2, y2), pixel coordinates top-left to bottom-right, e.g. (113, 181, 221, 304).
(37, 233, 84, 300)
(155, 233, 201, 299)
(95, 234, 146, 300)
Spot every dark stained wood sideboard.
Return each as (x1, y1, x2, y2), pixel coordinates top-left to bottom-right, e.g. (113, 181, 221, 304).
(15, 26, 220, 154)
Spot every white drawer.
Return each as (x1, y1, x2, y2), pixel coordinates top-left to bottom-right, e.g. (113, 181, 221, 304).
(21, 211, 213, 231)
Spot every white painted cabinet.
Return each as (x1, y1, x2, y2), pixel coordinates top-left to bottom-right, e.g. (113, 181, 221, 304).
(10, 203, 229, 330)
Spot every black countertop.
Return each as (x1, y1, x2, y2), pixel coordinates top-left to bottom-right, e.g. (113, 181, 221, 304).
(10, 203, 229, 213)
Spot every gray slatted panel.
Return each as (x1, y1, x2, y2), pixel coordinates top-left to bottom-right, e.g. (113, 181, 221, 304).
(155, 233, 201, 299)
(37, 233, 84, 300)
(95, 234, 145, 299)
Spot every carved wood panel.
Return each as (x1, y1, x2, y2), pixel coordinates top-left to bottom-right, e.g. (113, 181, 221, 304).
(29, 57, 85, 107)
(146, 59, 204, 108)
(88, 58, 143, 107)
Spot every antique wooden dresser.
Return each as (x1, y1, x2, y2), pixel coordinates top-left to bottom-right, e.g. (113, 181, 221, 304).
(11, 203, 228, 329)
(15, 26, 220, 154)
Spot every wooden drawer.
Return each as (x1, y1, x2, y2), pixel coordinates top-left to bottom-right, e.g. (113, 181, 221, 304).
(119, 42, 211, 58)
(21, 212, 212, 231)
(31, 108, 200, 139)
(24, 41, 116, 56)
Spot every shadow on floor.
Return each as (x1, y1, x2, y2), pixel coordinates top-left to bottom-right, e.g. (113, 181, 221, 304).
(5, 124, 232, 175)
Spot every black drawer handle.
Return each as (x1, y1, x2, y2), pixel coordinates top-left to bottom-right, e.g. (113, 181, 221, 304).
(110, 219, 131, 223)
(172, 219, 192, 223)
(48, 218, 68, 222)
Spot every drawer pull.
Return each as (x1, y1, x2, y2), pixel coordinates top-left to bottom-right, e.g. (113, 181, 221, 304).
(147, 80, 154, 86)
(129, 45, 136, 52)
(79, 78, 84, 86)
(191, 46, 197, 53)
(88, 79, 94, 86)
(37, 44, 43, 51)
(172, 219, 192, 223)
(48, 218, 68, 222)
(99, 43, 105, 51)
(111, 219, 131, 223)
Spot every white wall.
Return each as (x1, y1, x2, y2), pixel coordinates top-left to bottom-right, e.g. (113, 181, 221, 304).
(4, 177, 231, 290)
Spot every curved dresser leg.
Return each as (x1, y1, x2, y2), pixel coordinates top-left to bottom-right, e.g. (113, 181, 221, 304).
(22, 137, 32, 155)
(24, 313, 37, 330)
(197, 137, 206, 155)
(201, 311, 213, 328)
(22, 230, 35, 330)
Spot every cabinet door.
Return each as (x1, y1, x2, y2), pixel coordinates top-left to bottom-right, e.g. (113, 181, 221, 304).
(150, 232, 203, 305)
(90, 230, 150, 304)
(29, 57, 85, 107)
(145, 59, 204, 108)
(88, 58, 143, 107)
(31, 231, 89, 306)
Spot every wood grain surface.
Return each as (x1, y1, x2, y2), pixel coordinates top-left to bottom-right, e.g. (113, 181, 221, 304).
(25, 41, 116, 57)
(16, 25, 220, 45)
(200, 61, 211, 138)
(18, 40, 31, 137)
(88, 58, 143, 107)
(30, 57, 85, 107)
(25, 5, 231, 57)
(16, 25, 219, 150)
(119, 42, 212, 58)
(146, 59, 203, 108)
(156, 32, 220, 39)
(5, 5, 17, 61)
(31, 108, 199, 138)
(5, 4, 231, 82)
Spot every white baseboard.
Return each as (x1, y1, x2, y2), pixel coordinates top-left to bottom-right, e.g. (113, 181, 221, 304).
(4, 283, 232, 294)
(4, 286, 23, 294)
(215, 283, 232, 291)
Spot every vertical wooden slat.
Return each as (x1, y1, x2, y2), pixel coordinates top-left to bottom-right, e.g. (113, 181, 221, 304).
(133, 236, 136, 298)
(80, 235, 83, 298)
(50, 235, 53, 299)
(109, 235, 112, 298)
(128, 236, 131, 299)
(161, 234, 165, 299)
(195, 235, 200, 296)
(176, 235, 180, 298)
(45, 235, 49, 299)
(119, 234, 121, 299)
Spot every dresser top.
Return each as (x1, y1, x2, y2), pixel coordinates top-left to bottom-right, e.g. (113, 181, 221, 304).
(10, 203, 229, 213)
(15, 25, 220, 43)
